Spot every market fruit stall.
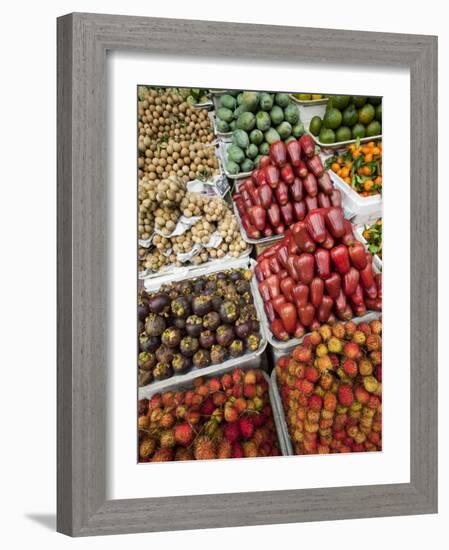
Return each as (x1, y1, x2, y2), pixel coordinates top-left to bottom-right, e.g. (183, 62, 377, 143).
(137, 86, 383, 461)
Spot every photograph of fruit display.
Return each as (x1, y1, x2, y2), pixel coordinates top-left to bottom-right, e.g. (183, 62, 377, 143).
(137, 85, 382, 463)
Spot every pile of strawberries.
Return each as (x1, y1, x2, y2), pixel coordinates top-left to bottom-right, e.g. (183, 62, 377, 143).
(276, 318, 382, 455)
(138, 368, 280, 462)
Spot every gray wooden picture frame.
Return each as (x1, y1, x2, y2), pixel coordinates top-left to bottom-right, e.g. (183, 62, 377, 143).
(57, 12, 438, 537)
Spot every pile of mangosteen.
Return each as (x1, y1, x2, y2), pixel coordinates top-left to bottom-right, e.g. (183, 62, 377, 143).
(138, 268, 261, 386)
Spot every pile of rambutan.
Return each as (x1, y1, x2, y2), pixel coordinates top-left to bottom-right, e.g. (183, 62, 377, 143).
(276, 317, 382, 455)
(138, 368, 280, 462)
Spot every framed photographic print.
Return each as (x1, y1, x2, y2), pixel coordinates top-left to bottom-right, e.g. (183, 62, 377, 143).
(57, 13, 438, 536)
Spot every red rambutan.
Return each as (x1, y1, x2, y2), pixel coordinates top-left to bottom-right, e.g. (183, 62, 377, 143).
(338, 384, 354, 407)
(174, 422, 194, 447)
(223, 422, 241, 443)
(239, 416, 255, 439)
(231, 441, 244, 458)
(194, 436, 216, 460)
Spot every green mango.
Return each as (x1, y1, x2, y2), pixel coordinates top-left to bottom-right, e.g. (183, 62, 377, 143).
(292, 122, 305, 138)
(226, 160, 240, 175)
(233, 129, 250, 149)
(259, 92, 274, 111)
(256, 111, 271, 132)
(274, 93, 289, 108)
(246, 143, 259, 159)
(276, 121, 292, 139)
(217, 107, 234, 123)
(249, 129, 264, 145)
(219, 94, 236, 110)
(236, 112, 256, 132)
(227, 144, 245, 164)
(241, 158, 254, 172)
(265, 128, 281, 144)
(284, 103, 300, 125)
(241, 91, 259, 112)
(270, 105, 284, 126)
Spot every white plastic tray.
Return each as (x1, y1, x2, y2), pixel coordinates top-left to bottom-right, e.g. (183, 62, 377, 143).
(329, 169, 382, 225)
(139, 365, 290, 457)
(211, 96, 233, 141)
(288, 97, 327, 129)
(308, 130, 383, 152)
(270, 311, 382, 455)
(217, 141, 252, 180)
(253, 257, 381, 359)
(139, 257, 267, 391)
(231, 199, 284, 247)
